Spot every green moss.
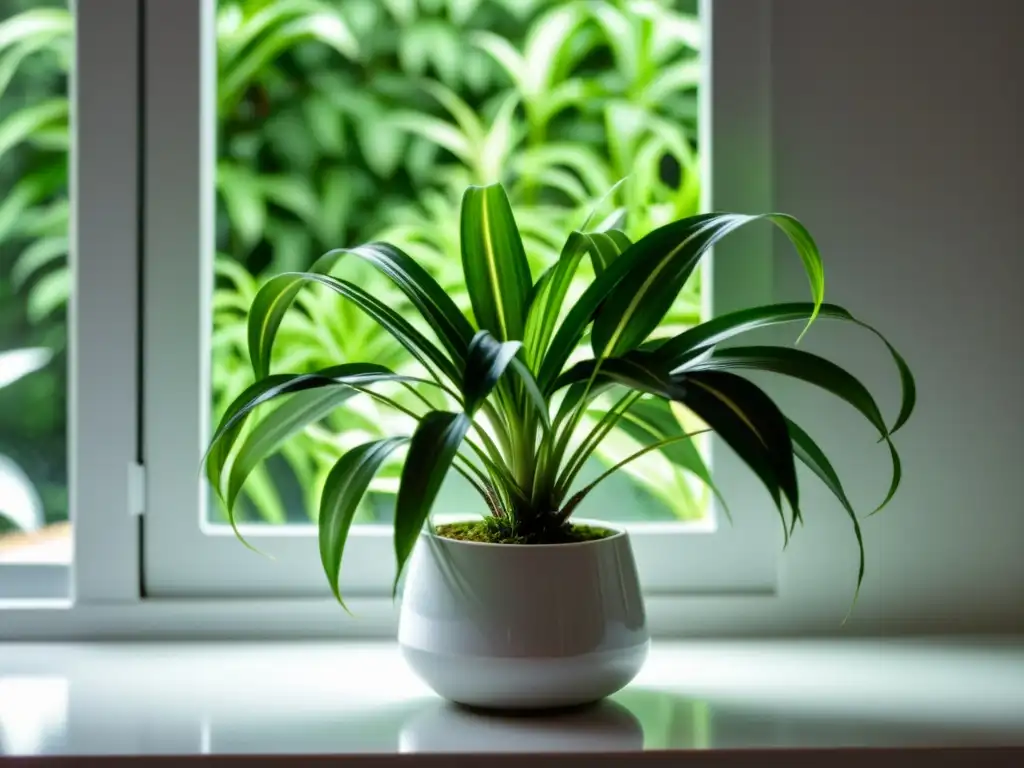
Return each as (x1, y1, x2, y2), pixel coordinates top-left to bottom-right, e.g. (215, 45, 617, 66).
(435, 518, 615, 545)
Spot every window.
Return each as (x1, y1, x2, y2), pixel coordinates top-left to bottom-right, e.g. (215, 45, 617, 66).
(208, 0, 705, 530)
(0, 1, 779, 632)
(143, 0, 781, 601)
(0, 0, 73, 599)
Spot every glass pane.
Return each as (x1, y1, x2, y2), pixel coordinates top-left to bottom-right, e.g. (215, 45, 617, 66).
(209, 0, 705, 528)
(0, 0, 72, 566)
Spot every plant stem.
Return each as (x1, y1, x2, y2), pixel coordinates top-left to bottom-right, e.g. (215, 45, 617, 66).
(480, 400, 514, 461)
(556, 391, 640, 498)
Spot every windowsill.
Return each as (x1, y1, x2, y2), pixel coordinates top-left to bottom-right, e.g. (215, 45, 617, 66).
(0, 639, 1021, 764)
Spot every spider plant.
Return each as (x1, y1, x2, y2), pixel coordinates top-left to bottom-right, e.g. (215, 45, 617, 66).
(205, 182, 915, 606)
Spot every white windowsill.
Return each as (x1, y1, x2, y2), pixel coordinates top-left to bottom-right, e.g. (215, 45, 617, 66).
(0, 638, 1022, 764)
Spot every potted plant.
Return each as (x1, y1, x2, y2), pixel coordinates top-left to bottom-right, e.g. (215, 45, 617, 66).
(206, 183, 914, 709)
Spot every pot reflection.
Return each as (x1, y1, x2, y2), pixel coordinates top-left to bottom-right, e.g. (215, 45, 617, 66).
(0, 677, 69, 756)
(398, 699, 643, 753)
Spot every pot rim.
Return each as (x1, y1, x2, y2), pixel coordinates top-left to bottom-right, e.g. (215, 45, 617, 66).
(422, 517, 627, 549)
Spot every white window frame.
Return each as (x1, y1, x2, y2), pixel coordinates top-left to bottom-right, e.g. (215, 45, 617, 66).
(0, 0, 140, 604)
(1, 0, 785, 637)
(142, 0, 782, 599)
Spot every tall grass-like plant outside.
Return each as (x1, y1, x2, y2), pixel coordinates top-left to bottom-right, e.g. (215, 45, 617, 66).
(206, 182, 915, 608)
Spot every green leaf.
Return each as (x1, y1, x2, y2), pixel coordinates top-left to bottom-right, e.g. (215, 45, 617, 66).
(462, 330, 522, 414)
(29, 125, 67, 151)
(265, 221, 312, 274)
(521, 3, 590, 95)
(533, 78, 594, 129)
(389, 111, 472, 162)
(524, 232, 586, 372)
(303, 95, 345, 155)
(480, 92, 520, 183)
(651, 302, 915, 435)
(0, 346, 51, 389)
(689, 346, 889, 437)
(604, 101, 648, 173)
(786, 418, 864, 609)
(445, 0, 480, 25)
(459, 184, 533, 341)
(316, 168, 355, 245)
(0, 164, 66, 245)
(580, 230, 631, 275)
(654, 302, 854, 367)
(209, 364, 408, 455)
(218, 0, 336, 60)
(400, 21, 462, 87)
(590, 1, 638, 83)
(225, 387, 358, 531)
(644, 59, 701, 103)
(218, 363, 442, 546)
(676, 370, 799, 539)
(590, 213, 825, 360)
(0, 33, 68, 102)
(538, 212, 721, 391)
(319, 437, 408, 608)
(872, 334, 916, 435)
(471, 31, 524, 88)
(524, 228, 632, 373)
(0, 99, 67, 160)
(217, 163, 265, 250)
(13, 198, 68, 240)
(343, 242, 476, 365)
(205, 362, 423, 520)
(393, 411, 471, 593)
(219, 4, 358, 109)
(11, 236, 67, 289)
(507, 356, 551, 430)
(356, 106, 407, 178)
(381, 0, 416, 24)
(0, 8, 71, 51)
(25, 268, 68, 322)
(554, 354, 681, 400)
(260, 175, 320, 227)
(247, 267, 462, 384)
(514, 144, 615, 201)
(516, 166, 591, 204)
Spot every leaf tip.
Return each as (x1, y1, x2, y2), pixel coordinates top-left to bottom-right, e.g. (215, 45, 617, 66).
(841, 583, 862, 627)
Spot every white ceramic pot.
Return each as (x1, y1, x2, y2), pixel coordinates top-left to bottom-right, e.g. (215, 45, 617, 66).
(397, 520, 649, 710)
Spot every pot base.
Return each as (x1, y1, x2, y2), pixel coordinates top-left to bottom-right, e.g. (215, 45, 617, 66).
(401, 642, 650, 710)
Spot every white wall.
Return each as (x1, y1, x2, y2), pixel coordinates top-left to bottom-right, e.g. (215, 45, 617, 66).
(738, 0, 1024, 634)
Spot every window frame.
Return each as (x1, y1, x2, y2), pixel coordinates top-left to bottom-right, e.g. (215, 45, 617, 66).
(141, 0, 782, 600)
(1, 0, 785, 637)
(0, 0, 141, 604)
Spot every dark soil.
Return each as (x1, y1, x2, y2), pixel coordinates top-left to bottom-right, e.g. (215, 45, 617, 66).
(434, 518, 615, 545)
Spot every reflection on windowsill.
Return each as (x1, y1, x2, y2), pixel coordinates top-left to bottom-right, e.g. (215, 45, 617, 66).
(0, 522, 71, 565)
(3, 642, 1024, 756)
(0, 677, 69, 756)
(398, 700, 644, 753)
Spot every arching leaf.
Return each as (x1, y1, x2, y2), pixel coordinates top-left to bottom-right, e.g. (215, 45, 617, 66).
(675, 370, 799, 539)
(393, 411, 472, 593)
(463, 330, 522, 414)
(320, 437, 408, 608)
